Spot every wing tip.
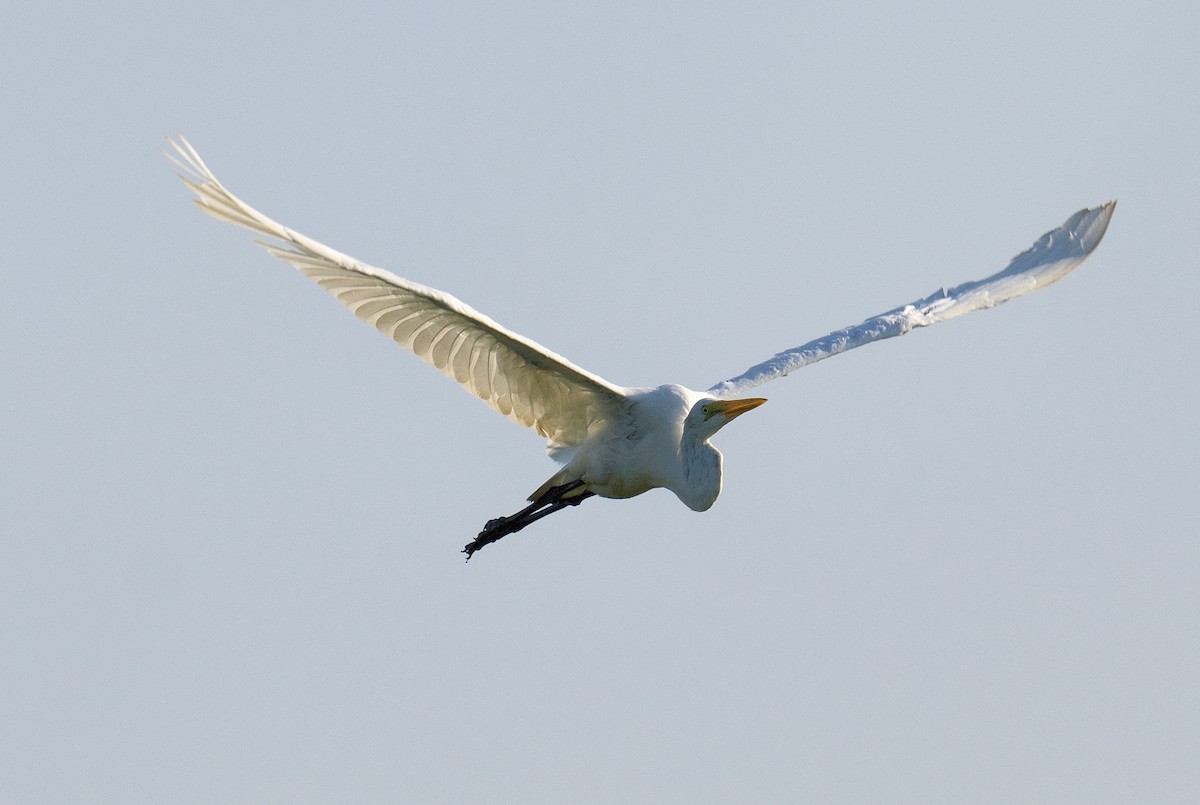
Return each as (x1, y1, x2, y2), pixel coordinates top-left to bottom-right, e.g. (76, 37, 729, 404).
(163, 133, 210, 182)
(1073, 199, 1117, 256)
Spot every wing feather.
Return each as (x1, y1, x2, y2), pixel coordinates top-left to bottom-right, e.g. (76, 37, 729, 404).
(169, 136, 626, 447)
(707, 202, 1115, 397)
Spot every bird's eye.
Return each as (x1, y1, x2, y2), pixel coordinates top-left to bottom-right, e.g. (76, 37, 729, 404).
(701, 405, 711, 416)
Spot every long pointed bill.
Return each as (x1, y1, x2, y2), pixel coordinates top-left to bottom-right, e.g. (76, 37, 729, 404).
(714, 397, 767, 420)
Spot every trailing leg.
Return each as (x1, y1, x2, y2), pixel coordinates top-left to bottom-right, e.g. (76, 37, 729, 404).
(462, 481, 594, 560)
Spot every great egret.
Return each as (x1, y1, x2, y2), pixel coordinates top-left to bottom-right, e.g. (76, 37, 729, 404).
(168, 137, 1114, 558)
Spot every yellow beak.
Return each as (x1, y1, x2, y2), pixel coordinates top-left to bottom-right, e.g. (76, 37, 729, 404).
(712, 397, 767, 420)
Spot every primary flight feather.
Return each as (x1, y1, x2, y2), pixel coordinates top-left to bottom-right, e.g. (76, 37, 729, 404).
(168, 136, 1114, 558)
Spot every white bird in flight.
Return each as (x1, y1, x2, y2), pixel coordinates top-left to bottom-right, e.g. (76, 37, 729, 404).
(168, 136, 1114, 559)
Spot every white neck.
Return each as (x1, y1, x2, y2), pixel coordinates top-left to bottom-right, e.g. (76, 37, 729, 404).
(677, 436, 723, 512)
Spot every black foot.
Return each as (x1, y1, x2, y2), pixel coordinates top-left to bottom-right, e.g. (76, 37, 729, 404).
(462, 482, 594, 560)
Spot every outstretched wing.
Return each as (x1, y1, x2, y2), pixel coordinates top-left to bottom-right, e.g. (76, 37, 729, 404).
(169, 136, 627, 448)
(707, 202, 1115, 397)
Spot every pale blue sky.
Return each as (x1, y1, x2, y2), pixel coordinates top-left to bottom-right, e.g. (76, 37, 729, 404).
(3, 2, 1198, 802)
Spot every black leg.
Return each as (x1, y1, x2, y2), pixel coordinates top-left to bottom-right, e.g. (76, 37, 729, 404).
(462, 482, 594, 560)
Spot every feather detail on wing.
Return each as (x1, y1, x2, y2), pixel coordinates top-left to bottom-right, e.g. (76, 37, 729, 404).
(168, 136, 627, 448)
(707, 202, 1115, 397)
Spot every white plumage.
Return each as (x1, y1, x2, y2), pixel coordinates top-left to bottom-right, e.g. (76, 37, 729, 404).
(168, 136, 1114, 557)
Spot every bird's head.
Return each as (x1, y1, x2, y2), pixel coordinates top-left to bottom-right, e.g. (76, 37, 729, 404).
(687, 396, 767, 440)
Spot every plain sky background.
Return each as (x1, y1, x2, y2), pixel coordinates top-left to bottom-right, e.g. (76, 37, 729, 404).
(3, 2, 1198, 802)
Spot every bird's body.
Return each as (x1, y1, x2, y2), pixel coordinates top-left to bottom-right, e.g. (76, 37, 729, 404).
(168, 136, 1114, 557)
(533, 384, 759, 511)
